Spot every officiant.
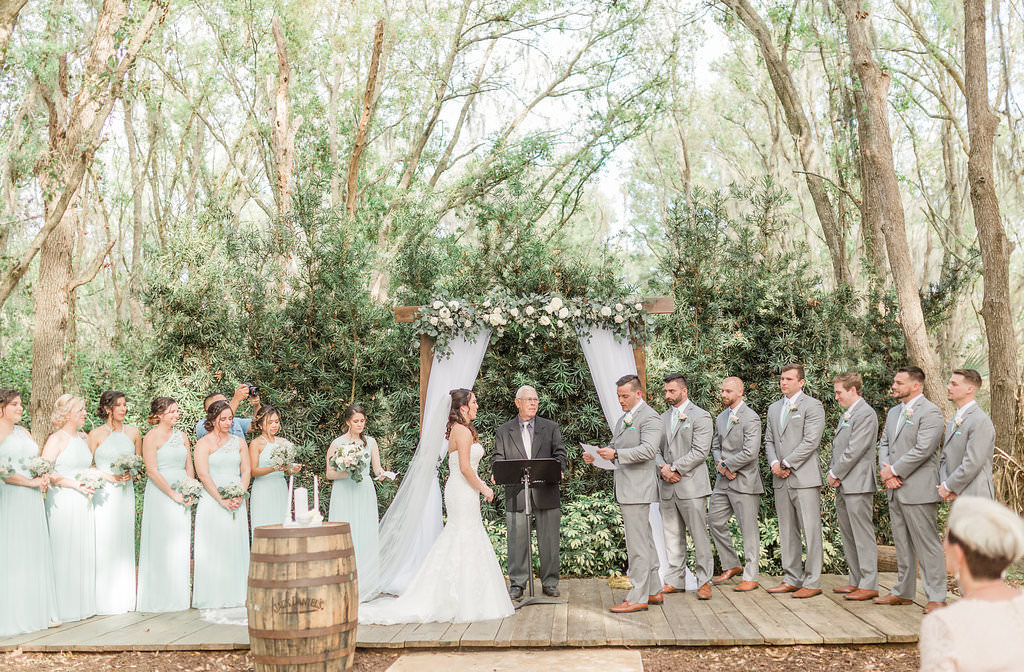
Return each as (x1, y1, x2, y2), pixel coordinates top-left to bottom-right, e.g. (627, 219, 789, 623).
(492, 385, 567, 599)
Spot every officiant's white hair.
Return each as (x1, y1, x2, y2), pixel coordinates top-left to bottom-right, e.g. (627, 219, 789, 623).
(515, 385, 538, 399)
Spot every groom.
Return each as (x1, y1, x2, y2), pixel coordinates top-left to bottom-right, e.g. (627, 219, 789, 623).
(584, 374, 664, 613)
(493, 385, 567, 599)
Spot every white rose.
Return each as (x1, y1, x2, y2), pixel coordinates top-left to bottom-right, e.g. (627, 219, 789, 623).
(439, 307, 451, 319)
(600, 306, 612, 317)
(525, 305, 535, 316)
(489, 314, 501, 326)
(464, 319, 472, 328)
(556, 319, 564, 328)
(557, 307, 569, 319)
(615, 303, 624, 312)
(550, 297, 563, 311)
(443, 317, 454, 327)
(483, 298, 492, 308)
(510, 307, 519, 317)
(614, 315, 624, 324)
(432, 301, 443, 310)
(448, 300, 459, 310)
(573, 309, 582, 317)
(539, 315, 551, 326)
(634, 302, 643, 310)
(429, 316, 439, 326)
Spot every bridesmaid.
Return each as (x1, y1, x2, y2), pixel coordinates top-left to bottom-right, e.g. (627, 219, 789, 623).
(192, 400, 251, 608)
(88, 390, 142, 615)
(248, 405, 300, 530)
(0, 389, 60, 635)
(326, 404, 384, 598)
(136, 397, 194, 613)
(41, 394, 97, 624)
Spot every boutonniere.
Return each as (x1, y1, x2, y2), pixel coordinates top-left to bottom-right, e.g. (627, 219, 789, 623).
(905, 407, 915, 420)
(624, 411, 634, 427)
(843, 411, 852, 423)
(677, 409, 688, 422)
(729, 415, 739, 425)
(954, 416, 964, 427)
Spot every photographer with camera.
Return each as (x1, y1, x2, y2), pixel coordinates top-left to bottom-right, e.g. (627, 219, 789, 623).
(194, 383, 261, 440)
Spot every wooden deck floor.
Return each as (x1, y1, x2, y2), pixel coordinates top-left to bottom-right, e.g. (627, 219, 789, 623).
(0, 573, 938, 652)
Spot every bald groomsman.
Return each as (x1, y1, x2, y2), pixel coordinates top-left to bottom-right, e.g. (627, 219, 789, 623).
(764, 363, 826, 599)
(874, 366, 947, 614)
(938, 369, 995, 501)
(708, 377, 763, 592)
(656, 374, 715, 600)
(827, 373, 879, 601)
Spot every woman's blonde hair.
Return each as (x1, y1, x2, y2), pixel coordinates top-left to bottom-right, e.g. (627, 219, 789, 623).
(947, 496, 1024, 578)
(50, 394, 84, 428)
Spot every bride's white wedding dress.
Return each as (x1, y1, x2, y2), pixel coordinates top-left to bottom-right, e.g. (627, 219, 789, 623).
(358, 443, 514, 624)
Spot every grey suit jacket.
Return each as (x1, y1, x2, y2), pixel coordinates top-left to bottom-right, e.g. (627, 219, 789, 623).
(765, 394, 826, 489)
(878, 396, 944, 504)
(656, 402, 713, 500)
(493, 415, 567, 511)
(610, 401, 663, 505)
(830, 399, 878, 494)
(711, 402, 764, 495)
(940, 403, 995, 498)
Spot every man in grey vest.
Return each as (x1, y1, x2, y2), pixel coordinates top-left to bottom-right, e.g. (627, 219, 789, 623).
(583, 374, 664, 613)
(827, 372, 879, 601)
(938, 369, 995, 501)
(874, 366, 948, 614)
(656, 373, 715, 600)
(493, 385, 567, 599)
(764, 363, 826, 599)
(708, 376, 763, 592)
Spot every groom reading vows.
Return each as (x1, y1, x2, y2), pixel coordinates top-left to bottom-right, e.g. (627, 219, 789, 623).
(493, 385, 567, 599)
(583, 374, 664, 613)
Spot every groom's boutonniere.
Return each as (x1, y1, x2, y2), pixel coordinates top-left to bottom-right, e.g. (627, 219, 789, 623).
(729, 414, 739, 425)
(677, 408, 688, 422)
(954, 415, 964, 427)
(623, 411, 634, 427)
(843, 410, 852, 423)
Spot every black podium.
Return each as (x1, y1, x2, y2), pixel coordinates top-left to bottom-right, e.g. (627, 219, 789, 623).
(491, 457, 565, 608)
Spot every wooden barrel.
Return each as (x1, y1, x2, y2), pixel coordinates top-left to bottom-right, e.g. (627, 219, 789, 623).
(247, 523, 357, 672)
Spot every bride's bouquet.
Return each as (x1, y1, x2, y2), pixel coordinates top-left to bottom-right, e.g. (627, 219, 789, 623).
(217, 482, 249, 520)
(172, 477, 203, 506)
(110, 453, 145, 485)
(23, 456, 55, 479)
(330, 440, 368, 483)
(75, 468, 107, 499)
(268, 441, 297, 472)
(0, 457, 13, 480)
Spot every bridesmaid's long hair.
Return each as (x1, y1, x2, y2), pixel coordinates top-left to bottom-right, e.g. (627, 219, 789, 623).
(147, 397, 177, 425)
(97, 390, 126, 420)
(445, 388, 478, 441)
(204, 400, 233, 433)
(253, 405, 279, 436)
(342, 404, 366, 443)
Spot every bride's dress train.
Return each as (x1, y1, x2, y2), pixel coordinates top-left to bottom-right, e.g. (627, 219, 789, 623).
(359, 443, 514, 624)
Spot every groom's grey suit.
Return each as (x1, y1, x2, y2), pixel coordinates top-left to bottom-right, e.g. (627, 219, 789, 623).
(610, 400, 664, 604)
(879, 395, 947, 603)
(829, 399, 879, 590)
(656, 401, 715, 589)
(939, 403, 995, 498)
(765, 392, 826, 590)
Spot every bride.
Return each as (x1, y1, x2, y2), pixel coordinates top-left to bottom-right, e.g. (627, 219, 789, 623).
(358, 388, 515, 624)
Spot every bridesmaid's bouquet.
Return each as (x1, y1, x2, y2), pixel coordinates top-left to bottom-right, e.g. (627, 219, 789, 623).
(217, 482, 250, 520)
(22, 456, 55, 478)
(330, 440, 368, 483)
(110, 453, 145, 484)
(172, 477, 203, 506)
(268, 442, 297, 471)
(75, 468, 107, 499)
(0, 457, 13, 480)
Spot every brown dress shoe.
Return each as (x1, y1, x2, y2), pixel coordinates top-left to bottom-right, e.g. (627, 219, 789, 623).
(609, 600, 648, 613)
(647, 592, 664, 605)
(872, 593, 913, 606)
(792, 587, 822, 599)
(697, 583, 712, 600)
(712, 567, 743, 584)
(923, 601, 947, 614)
(733, 580, 759, 592)
(832, 585, 857, 594)
(843, 589, 879, 601)
(765, 583, 799, 594)
(661, 584, 683, 594)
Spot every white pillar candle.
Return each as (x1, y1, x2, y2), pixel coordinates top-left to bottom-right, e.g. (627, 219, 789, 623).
(313, 475, 320, 514)
(295, 487, 308, 517)
(286, 474, 295, 523)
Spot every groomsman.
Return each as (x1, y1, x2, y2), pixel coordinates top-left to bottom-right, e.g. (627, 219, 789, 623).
(584, 374, 664, 613)
(874, 366, 948, 614)
(655, 374, 714, 600)
(708, 376, 763, 592)
(493, 385, 567, 599)
(827, 373, 879, 601)
(938, 369, 995, 501)
(764, 363, 826, 598)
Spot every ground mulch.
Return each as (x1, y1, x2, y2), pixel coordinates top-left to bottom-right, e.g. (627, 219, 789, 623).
(0, 649, 399, 672)
(639, 644, 920, 671)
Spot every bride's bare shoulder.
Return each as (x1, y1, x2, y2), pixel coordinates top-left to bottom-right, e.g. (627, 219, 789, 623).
(449, 423, 471, 447)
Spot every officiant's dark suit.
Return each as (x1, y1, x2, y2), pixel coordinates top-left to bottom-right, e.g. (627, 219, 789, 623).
(493, 390, 566, 598)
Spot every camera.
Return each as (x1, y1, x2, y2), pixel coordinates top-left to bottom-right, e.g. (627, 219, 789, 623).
(245, 383, 260, 399)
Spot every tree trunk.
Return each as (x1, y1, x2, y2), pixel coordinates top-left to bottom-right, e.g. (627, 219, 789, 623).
(0, 0, 28, 65)
(269, 15, 302, 220)
(964, 0, 1019, 461)
(346, 19, 386, 220)
(837, 0, 947, 409)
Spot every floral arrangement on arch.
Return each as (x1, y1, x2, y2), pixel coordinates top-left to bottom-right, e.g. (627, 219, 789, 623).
(409, 290, 647, 356)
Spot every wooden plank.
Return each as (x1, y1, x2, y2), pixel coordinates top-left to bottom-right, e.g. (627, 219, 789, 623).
(403, 620, 451, 648)
(707, 584, 763, 644)
(775, 586, 885, 644)
(459, 617, 503, 647)
(89, 609, 204, 651)
(548, 579, 570, 646)
(646, 593, 681, 645)
(356, 623, 406, 647)
(436, 622, 470, 647)
(716, 579, 821, 644)
(596, 580, 625, 646)
(0, 615, 113, 650)
(170, 622, 249, 649)
(491, 612, 516, 647)
(566, 578, 606, 646)
(688, 588, 743, 645)
(661, 589, 710, 645)
(418, 334, 434, 426)
(385, 623, 421, 648)
(393, 306, 420, 322)
(877, 571, 950, 607)
(818, 574, 922, 643)
(642, 296, 674, 314)
(1, 614, 151, 652)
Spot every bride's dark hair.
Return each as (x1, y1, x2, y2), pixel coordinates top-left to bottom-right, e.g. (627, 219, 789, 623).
(445, 388, 478, 441)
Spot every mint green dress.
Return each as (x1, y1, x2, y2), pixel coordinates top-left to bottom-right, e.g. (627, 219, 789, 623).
(93, 429, 137, 614)
(45, 432, 97, 623)
(0, 427, 59, 635)
(250, 440, 288, 529)
(192, 436, 250, 608)
(136, 431, 192, 612)
(327, 436, 380, 598)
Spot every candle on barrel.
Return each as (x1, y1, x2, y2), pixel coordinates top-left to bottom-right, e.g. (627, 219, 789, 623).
(313, 475, 320, 515)
(286, 474, 295, 524)
(295, 486, 309, 522)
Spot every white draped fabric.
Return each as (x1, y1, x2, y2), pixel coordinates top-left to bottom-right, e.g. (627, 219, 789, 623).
(577, 328, 696, 590)
(361, 329, 492, 600)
